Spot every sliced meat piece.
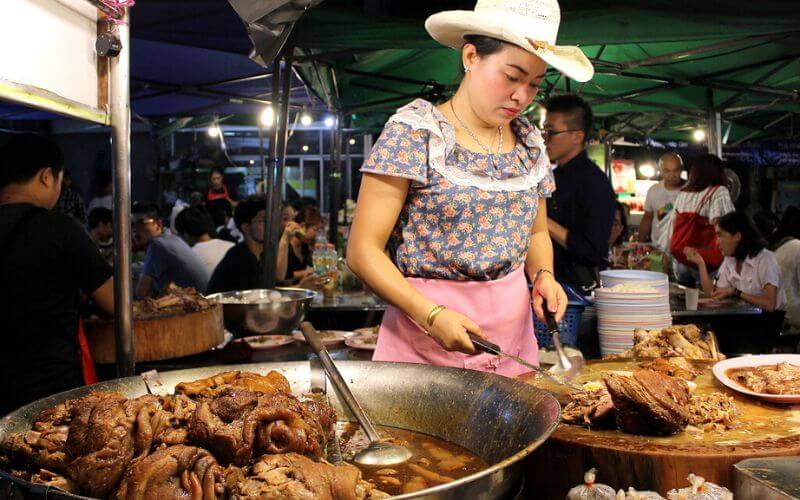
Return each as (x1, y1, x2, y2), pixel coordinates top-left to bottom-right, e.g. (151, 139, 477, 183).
(115, 445, 224, 500)
(190, 391, 334, 466)
(562, 387, 616, 428)
(224, 453, 387, 500)
(687, 393, 739, 431)
(64, 392, 136, 497)
(639, 357, 700, 380)
(603, 370, 690, 436)
(175, 371, 291, 399)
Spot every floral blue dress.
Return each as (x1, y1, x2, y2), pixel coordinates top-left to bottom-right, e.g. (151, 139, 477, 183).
(361, 99, 555, 281)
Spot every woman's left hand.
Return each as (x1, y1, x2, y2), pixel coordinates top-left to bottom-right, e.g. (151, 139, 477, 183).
(532, 273, 567, 322)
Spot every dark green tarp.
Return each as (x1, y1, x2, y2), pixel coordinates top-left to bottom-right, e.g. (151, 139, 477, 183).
(289, 1, 800, 142)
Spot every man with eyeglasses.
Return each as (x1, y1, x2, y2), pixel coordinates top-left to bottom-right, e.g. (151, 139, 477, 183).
(132, 201, 209, 298)
(543, 94, 616, 294)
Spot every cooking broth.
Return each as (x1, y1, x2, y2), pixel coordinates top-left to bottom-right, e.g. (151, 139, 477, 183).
(338, 423, 489, 495)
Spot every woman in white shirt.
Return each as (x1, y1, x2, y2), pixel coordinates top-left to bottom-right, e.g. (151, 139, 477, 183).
(671, 154, 735, 284)
(685, 211, 785, 312)
(771, 206, 800, 333)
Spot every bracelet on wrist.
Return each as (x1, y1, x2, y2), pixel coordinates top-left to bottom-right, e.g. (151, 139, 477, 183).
(423, 305, 446, 336)
(532, 269, 554, 284)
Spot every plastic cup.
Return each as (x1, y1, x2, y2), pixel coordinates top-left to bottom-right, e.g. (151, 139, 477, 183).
(685, 288, 699, 311)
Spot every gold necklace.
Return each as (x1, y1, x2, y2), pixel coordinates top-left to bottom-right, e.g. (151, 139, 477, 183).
(450, 100, 503, 155)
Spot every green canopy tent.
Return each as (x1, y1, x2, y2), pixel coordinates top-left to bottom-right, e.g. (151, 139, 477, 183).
(289, 0, 799, 146)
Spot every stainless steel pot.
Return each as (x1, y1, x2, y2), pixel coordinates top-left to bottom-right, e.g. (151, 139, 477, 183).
(0, 361, 560, 499)
(205, 288, 315, 335)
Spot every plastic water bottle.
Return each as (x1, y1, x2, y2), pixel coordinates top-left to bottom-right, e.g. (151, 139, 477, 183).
(312, 243, 326, 275)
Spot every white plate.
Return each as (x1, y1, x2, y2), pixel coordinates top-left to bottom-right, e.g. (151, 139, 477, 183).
(712, 354, 800, 404)
(353, 326, 380, 337)
(292, 330, 353, 345)
(240, 335, 294, 350)
(345, 336, 378, 350)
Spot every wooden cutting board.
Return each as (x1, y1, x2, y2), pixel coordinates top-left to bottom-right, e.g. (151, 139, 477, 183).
(84, 304, 224, 363)
(520, 359, 800, 496)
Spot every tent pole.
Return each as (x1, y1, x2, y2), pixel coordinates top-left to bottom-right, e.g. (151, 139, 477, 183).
(706, 88, 722, 157)
(110, 8, 134, 377)
(272, 56, 293, 271)
(261, 55, 293, 288)
(329, 113, 342, 246)
(262, 59, 280, 288)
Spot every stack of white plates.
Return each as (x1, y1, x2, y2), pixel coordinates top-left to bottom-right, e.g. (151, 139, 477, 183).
(600, 270, 669, 293)
(596, 271, 671, 356)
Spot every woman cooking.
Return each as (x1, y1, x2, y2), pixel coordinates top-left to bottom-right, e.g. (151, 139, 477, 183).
(346, 0, 594, 376)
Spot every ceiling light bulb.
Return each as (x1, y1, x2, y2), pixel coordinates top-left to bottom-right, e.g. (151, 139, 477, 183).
(639, 163, 656, 178)
(207, 126, 221, 138)
(324, 116, 335, 128)
(260, 107, 274, 127)
(300, 113, 313, 126)
(349, 138, 356, 146)
(302, 145, 309, 152)
(693, 129, 706, 142)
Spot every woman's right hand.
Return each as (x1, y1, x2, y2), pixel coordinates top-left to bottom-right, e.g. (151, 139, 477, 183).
(426, 308, 482, 354)
(683, 247, 705, 266)
(282, 221, 302, 242)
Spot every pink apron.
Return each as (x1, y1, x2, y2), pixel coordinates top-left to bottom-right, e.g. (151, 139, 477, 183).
(373, 266, 538, 377)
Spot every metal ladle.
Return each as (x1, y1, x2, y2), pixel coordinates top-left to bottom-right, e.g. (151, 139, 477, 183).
(543, 306, 584, 381)
(299, 322, 413, 466)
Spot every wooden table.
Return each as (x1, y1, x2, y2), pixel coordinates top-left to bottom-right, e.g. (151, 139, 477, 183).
(520, 359, 800, 497)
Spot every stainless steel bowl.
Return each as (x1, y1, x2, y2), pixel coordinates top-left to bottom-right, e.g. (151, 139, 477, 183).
(205, 288, 315, 335)
(0, 361, 561, 499)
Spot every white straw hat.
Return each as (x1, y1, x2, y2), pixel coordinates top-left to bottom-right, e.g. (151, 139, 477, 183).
(425, 0, 594, 82)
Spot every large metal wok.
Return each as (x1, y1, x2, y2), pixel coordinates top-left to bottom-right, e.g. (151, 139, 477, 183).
(0, 361, 560, 499)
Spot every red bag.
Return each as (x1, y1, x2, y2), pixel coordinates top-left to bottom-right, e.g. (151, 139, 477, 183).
(77, 317, 99, 385)
(670, 186, 724, 270)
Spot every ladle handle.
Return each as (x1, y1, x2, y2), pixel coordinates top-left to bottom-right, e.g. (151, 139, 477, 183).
(543, 303, 572, 371)
(299, 322, 382, 443)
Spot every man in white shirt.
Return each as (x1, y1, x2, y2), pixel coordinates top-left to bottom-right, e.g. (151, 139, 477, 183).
(174, 206, 235, 276)
(637, 152, 684, 250)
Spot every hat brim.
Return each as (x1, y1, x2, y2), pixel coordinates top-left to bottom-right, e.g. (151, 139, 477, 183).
(425, 11, 594, 83)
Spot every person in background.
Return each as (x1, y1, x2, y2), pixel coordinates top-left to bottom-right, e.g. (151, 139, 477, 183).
(544, 94, 617, 293)
(771, 206, 800, 334)
(276, 205, 322, 282)
(754, 210, 780, 248)
(281, 203, 298, 232)
(609, 202, 629, 248)
(132, 201, 210, 298)
(88, 207, 114, 266)
(207, 196, 325, 293)
(0, 134, 114, 413)
(637, 152, 684, 250)
(207, 167, 234, 204)
(55, 169, 87, 226)
(685, 211, 785, 313)
(207, 198, 242, 243)
(672, 154, 735, 285)
(87, 168, 113, 213)
(174, 206, 234, 276)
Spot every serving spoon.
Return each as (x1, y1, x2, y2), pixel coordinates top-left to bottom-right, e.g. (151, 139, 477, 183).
(543, 305, 584, 381)
(299, 322, 413, 466)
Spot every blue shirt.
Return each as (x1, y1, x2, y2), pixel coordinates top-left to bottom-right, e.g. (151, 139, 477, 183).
(142, 233, 210, 294)
(361, 99, 555, 281)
